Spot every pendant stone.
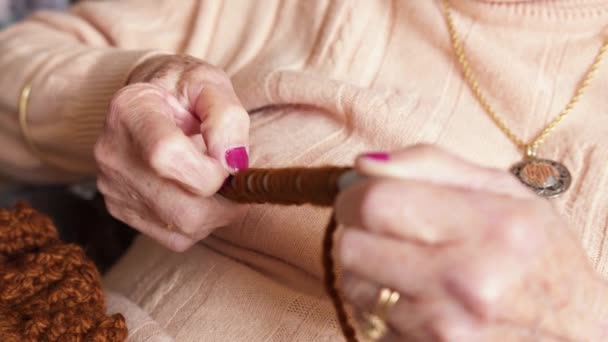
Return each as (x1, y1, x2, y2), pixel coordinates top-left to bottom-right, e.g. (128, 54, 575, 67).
(510, 158, 571, 198)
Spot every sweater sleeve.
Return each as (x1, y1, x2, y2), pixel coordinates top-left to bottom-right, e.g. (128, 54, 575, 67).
(0, 0, 274, 183)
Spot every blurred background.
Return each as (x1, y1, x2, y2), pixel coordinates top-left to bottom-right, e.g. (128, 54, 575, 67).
(0, 0, 71, 28)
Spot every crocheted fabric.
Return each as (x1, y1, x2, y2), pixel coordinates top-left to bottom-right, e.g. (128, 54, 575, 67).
(0, 203, 127, 341)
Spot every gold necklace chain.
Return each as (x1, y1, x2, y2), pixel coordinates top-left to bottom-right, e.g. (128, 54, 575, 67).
(442, 0, 608, 158)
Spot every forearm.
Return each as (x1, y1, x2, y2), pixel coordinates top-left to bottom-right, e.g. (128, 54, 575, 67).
(0, 0, 276, 183)
(0, 43, 157, 182)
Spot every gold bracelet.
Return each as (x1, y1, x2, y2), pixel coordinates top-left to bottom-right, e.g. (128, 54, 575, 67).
(18, 79, 81, 172)
(18, 83, 45, 163)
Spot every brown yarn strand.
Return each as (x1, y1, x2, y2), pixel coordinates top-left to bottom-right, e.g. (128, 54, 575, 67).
(322, 214, 358, 342)
(0, 203, 127, 342)
(219, 167, 360, 342)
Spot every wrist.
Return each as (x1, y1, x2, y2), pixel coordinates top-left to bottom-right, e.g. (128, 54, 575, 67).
(25, 50, 164, 173)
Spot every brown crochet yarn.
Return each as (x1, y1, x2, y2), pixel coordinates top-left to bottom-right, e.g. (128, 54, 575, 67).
(220, 167, 359, 342)
(0, 203, 127, 342)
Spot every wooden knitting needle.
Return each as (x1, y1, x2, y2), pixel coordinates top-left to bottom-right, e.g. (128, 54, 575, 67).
(219, 167, 366, 206)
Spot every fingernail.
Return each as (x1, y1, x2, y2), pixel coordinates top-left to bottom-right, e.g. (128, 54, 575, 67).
(362, 152, 390, 161)
(225, 146, 249, 172)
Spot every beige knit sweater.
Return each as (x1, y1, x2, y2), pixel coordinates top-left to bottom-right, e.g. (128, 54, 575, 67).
(1, 0, 608, 340)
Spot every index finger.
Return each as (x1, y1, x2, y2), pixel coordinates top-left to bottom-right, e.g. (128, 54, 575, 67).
(356, 145, 535, 199)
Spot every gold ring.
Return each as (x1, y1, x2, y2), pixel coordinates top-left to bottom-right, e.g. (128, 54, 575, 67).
(361, 287, 400, 340)
(375, 287, 400, 318)
(361, 313, 388, 340)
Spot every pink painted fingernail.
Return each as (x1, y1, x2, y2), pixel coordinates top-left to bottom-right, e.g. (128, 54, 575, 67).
(225, 147, 249, 172)
(363, 152, 390, 161)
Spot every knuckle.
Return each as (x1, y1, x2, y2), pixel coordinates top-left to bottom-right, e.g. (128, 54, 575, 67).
(161, 199, 204, 236)
(93, 139, 120, 172)
(442, 268, 497, 320)
(202, 103, 249, 132)
(110, 84, 163, 121)
(171, 207, 198, 235)
(104, 200, 122, 221)
(471, 273, 501, 318)
(494, 206, 536, 249)
(94, 146, 122, 181)
(108, 85, 148, 130)
(165, 233, 193, 253)
(93, 139, 109, 167)
(495, 200, 548, 254)
(96, 177, 110, 196)
(109, 86, 135, 119)
(145, 134, 183, 174)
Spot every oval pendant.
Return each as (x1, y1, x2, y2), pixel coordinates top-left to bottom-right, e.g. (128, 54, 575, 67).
(510, 158, 571, 198)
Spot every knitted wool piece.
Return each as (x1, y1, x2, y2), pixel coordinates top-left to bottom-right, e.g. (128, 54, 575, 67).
(0, 203, 127, 342)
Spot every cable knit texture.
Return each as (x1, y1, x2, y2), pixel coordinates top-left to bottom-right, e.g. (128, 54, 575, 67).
(0, 203, 127, 341)
(2, 0, 608, 340)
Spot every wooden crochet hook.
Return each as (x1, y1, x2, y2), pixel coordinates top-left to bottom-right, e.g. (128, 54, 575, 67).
(219, 167, 364, 206)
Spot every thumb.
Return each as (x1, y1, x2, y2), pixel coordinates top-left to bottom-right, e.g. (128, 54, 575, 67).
(193, 80, 250, 173)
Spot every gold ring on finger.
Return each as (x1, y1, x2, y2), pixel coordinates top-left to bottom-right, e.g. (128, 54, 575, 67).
(375, 287, 400, 319)
(361, 287, 400, 340)
(361, 313, 389, 340)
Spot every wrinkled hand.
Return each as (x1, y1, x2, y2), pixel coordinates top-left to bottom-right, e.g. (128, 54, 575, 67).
(335, 145, 608, 341)
(95, 54, 249, 251)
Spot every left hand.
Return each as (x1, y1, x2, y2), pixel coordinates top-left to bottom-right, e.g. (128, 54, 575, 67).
(94, 54, 249, 252)
(335, 145, 608, 341)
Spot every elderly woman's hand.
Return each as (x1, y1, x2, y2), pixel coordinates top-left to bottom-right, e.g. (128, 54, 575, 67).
(335, 145, 608, 341)
(94, 54, 249, 251)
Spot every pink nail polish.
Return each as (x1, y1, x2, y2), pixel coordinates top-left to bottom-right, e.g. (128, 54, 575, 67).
(363, 152, 390, 161)
(225, 147, 249, 172)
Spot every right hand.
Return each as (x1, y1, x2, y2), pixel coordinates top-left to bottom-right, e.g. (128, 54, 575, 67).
(94, 54, 249, 251)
